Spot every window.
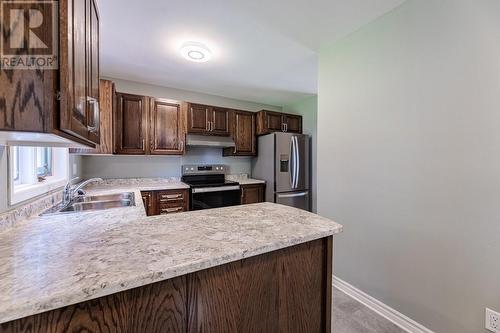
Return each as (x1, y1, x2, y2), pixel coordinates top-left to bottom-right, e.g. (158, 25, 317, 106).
(8, 146, 69, 205)
(36, 147, 53, 177)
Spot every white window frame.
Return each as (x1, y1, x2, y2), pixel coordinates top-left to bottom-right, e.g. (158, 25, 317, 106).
(8, 146, 69, 205)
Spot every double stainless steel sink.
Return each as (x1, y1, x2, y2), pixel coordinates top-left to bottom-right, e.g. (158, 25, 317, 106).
(42, 192, 135, 215)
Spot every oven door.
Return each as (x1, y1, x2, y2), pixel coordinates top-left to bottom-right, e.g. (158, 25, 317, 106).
(190, 186, 241, 210)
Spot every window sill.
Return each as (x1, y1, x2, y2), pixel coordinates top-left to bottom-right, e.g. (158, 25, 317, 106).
(10, 177, 67, 206)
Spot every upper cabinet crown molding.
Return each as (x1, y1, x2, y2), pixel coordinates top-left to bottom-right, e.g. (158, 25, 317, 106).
(0, 0, 101, 148)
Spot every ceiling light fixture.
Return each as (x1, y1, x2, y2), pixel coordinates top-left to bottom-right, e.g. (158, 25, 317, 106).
(180, 42, 212, 63)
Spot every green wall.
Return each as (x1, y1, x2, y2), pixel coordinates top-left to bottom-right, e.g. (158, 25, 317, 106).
(285, 96, 317, 212)
(318, 1, 500, 332)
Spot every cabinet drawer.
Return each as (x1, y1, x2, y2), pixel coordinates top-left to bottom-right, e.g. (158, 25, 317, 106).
(154, 189, 189, 215)
(157, 190, 186, 203)
(159, 205, 186, 214)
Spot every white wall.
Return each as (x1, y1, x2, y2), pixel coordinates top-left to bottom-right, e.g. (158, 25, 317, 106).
(318, 1, 500, 332)
(284, 96, 318, 212)
(105, 77, 282, 112)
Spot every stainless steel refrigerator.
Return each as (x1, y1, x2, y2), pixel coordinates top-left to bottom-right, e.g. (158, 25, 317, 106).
(251, 133, 310, 211)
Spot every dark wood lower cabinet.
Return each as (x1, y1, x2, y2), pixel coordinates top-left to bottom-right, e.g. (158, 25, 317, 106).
(0, 237, 333, 333)
(240, 183, 266, 204)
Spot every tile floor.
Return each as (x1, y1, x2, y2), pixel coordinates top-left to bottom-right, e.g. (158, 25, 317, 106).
(333, 288, 405, 333)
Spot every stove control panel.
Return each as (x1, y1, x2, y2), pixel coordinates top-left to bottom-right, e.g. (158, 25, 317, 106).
(182, 164, 228, 175)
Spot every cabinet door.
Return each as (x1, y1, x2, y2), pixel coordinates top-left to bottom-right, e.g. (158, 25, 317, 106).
(256, 110, 284, 135)
(69, 79, 114, 155)
(210, 107, 230, 135)
(114, 93, 148, 154)
(150, 99, 185, 155)
(59, 0, 91, 142)
(224, 111, 255, 156)
(241, 184, 265, 204)
(284, 114, 302, 134)
(141, 191, 154, 216)
(86, 0, 100, 144)
(188, 104, 209, 133)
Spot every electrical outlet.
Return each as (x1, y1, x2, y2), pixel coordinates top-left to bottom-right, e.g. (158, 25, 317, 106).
(486, 308, 500, 332)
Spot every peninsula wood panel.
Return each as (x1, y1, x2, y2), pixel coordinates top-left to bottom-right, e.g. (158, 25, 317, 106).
(187, 249, 279, 332)
(0, 276, 187, 333)
(187, 237, 330, 333)
(0, 237, 332, 333)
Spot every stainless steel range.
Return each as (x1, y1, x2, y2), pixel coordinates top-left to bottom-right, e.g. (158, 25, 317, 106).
(181, 164, 241, 211)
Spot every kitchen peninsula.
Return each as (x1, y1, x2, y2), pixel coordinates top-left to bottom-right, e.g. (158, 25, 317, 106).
(0, 185, 342, 333)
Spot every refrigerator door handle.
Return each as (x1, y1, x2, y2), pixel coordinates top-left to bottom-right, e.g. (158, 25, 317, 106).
(294, 136, 300, 189)
(289, 136, 295, 188)
(277, 191, 309, 198)
(291, 136, 297, 188)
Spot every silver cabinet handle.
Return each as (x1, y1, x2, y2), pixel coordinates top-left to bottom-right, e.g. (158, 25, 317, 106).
(192, 185, 240, 193)
(87, 96, 100, 133)
(206, 121, 210, 131)
(141, 139, 145, 150)
(285, 123, 288, 132)
(161, 207, 183, 214)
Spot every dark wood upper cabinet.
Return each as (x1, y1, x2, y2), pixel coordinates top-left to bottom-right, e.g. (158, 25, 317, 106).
(210, 107, 230, 135)
(256, 110, 303, 135)
(59, 0, 100, 144)
(0, 0, 100, 147)
(114, 92, 149, 155)
(283, 113, 302, 134)
(223, 110, 256, 156)
(70, 79, 114, 155)
(150, 98, 186, 155)
(187, 104, 230, 136)
(187, 104, 210, 133)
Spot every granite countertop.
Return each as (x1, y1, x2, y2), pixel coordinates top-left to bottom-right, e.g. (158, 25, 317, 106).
(226, 174, 266, 185)
(0, 185, 342, 324)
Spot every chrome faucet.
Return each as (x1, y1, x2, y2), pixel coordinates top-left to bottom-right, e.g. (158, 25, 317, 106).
(62, 178, 103, 207)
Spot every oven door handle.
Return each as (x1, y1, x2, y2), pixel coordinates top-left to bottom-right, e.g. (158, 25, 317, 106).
(192, 186, 241, 194)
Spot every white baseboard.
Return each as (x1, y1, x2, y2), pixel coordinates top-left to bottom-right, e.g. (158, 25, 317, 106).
(333, 276, 434, 333)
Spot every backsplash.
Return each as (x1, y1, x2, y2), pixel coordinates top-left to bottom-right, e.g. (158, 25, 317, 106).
(0, 191, 62, 229)
(81, 147, 252, 179)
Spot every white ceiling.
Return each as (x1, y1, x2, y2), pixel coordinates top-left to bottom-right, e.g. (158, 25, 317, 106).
(99, 0, 404, 106)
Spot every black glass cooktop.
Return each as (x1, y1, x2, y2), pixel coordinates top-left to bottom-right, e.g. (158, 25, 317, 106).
(181, 174, 239, 188)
